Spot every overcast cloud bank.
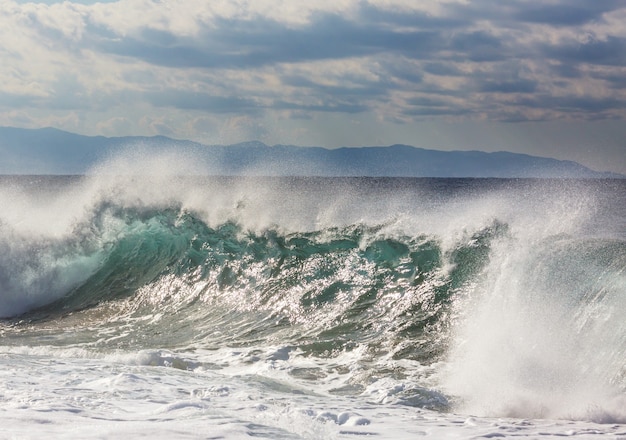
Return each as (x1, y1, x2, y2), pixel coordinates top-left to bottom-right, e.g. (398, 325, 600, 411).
(1, 0, 625, 173)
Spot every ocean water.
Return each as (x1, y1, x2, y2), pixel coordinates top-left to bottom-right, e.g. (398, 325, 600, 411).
(1, 151, 625, 439)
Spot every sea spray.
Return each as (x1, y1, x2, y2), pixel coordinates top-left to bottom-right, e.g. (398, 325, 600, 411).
(443, 198, 626, 422)
(0, 148, 624, 437)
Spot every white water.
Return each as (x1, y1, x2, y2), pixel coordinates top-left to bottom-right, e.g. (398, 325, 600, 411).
(0, 149, 625, 439)
(2, 346, 625, 439)
(444, 234, 626, 423)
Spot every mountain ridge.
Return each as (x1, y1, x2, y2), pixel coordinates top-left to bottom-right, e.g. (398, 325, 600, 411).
(0, 126, 622, 178)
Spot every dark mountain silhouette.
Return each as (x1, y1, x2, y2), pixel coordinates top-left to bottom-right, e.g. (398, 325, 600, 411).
(0, 126, 622, 178)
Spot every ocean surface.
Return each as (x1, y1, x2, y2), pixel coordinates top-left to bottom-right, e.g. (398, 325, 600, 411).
(1, 152, 625, 439)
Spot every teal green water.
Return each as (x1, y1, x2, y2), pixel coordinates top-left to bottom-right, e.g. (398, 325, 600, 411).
(1, 177, 624, 414)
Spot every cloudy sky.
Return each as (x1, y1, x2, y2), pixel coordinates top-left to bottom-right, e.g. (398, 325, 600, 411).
(2, 0, 625, 173)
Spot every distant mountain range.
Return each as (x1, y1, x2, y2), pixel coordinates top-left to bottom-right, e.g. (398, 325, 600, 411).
(0, 126, 622, 178)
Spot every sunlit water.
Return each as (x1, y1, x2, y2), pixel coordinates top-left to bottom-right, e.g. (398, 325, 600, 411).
(1, 150, 625, 438)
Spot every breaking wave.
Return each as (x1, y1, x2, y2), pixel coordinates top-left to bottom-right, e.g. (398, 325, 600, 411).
(0, 156, 624, 423)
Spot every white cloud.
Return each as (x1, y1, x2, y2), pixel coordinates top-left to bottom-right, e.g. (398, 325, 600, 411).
(0, 0, 625, 173)
(96, 116, 132, 136)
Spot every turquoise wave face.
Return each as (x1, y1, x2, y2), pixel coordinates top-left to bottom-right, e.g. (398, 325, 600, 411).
(17, 206, 502, 362)
(1, 175, 624, 418)
(8, 200, 625, 358)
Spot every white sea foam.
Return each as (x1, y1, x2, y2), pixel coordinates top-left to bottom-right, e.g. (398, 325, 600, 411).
(1, 346, 625, 439)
